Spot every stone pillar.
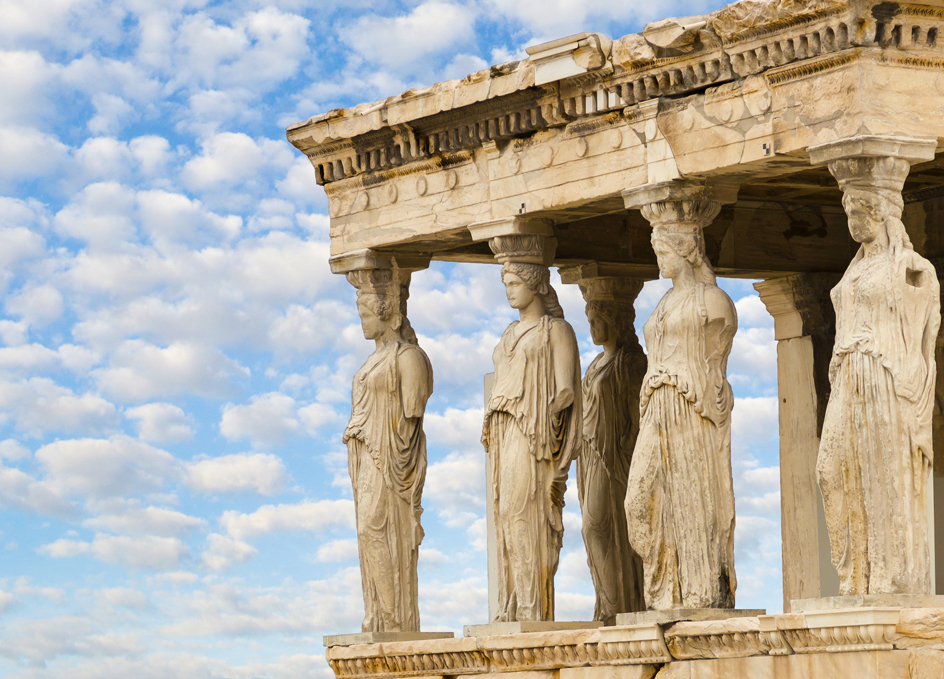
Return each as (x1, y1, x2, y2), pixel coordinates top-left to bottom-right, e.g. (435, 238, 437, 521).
(326, 250, 455, 645)
(560, 263, 650, 623)
(469, 216, 587, 626)
(754, 274, 841, 610)
(470, 217, 556, 623)
(620, 180, 754, 613)
(808, 135, 940, 597)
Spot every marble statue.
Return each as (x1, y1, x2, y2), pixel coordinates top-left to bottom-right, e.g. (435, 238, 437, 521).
(816, 160, 941, 596)
(625, 217, 738, 610)
(343, 267, 433, 632)
(482, 259, 582, 622)
(577, 278, 647, 623)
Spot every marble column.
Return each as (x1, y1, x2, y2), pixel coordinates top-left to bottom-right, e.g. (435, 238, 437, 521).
(560, 263, 649, 623)
(809, 135, 940, 596)
(622, 180, 741, 610)
(329, 250, 434, 634)
(754, 274, 841, 609)
(470, 217, 582, 623)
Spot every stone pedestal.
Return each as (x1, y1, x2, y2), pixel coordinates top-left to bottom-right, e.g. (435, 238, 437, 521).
(324, 632, 454, 647)
(465, 621, 603, 637)
(616, 609, 766, 626)
(325, 607, 944, 679)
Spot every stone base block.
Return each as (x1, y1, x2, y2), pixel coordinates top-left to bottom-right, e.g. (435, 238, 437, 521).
(790, 595, 944, 612)
(615, 609, 766, 626)
(464, 621, 603, 637)
(323, 631, 454, 647)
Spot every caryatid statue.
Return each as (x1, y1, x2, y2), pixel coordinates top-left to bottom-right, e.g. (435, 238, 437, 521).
(481, 233, 582, 622)
(623, 182, 739, 610)
(342, 264, 433, 632)
(576, 276, 647, 623)
(810, 137, 940, 596)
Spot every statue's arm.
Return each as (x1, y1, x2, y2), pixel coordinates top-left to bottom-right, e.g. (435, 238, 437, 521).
(703, 286, 737, 368)
(549, 322, 578, 415)
(399, 348, 433, 419)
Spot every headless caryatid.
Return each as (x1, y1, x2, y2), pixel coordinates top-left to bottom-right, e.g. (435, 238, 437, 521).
(624, 197, 738, 610)
(343, 267, 433, 632)
(577, 277, 647, 623)
(482, 235, 582, 622)
(813, 147, 941, 596)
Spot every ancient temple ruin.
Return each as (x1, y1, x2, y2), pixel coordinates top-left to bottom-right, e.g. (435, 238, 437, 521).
(288, 0, 944, 676)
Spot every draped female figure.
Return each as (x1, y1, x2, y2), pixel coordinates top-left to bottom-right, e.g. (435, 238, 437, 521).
(483, 262, 582, 622)
(817, 185, 940, 595)
(344, 271, 433, 632)
(578, 284, 646, 623)
(625, 222, 738, 610)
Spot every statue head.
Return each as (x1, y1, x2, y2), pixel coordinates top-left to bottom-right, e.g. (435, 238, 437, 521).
(346, 268, 418, 344)
(500, 262, 565, 319)
(650, 223, 716, 286)
(842, 187, 910, 250)
(579, 277, 643, 351)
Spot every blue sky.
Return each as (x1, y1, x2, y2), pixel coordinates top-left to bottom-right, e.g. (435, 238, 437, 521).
(0, 1, 782, 676)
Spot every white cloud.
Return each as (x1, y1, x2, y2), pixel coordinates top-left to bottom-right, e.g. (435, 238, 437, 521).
(54, 181, 137, 249)
(0, 126, 71, 187)
(219, 499, 355, 540)
(125, 402, 195, 443)
(0, 462, 76, 517)
(200, 533, 258, 571)
(83, 504, 206, 537)
(90, 534, 189, 570)
(136, 190, 241, 250)
(267, 301, 352, 354)
(180, 132, 294, 196)
(5, 284, 64, 327)
(94, 340, 249, 402)
(220, 392, 300, 447)
(297, 402, 341, 437)
(186, 452, 288, 495)
(424, 447, 485, 528)
(0, 377, 119, 436)
(315, 538, 358, 563)
(41, 533, 188, 571)
(341, 2, 477, 70)
(0, 439, 29, 461)
(172, 9, 310, 92)
(35, 436, 179, 499)
(101, 587, 151, 610)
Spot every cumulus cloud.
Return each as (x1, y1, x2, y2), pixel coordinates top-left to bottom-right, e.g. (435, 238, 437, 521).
(35, 436, 179, 499)
(42, 534, 190, 571)
(54, 181, 137, 249)
(219, 499, 355, 540)
(186, 452, 288, 495)
(83, 504, 206, 537)
(200, 533, 258, 571)
(0, 377, 119, 436)
(125, 402, 195, 443)
(315, 539, 358, 563)
(341, 2, 477, 70)
(220, 392, 300, 448)
(95, 340, 249, 402)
